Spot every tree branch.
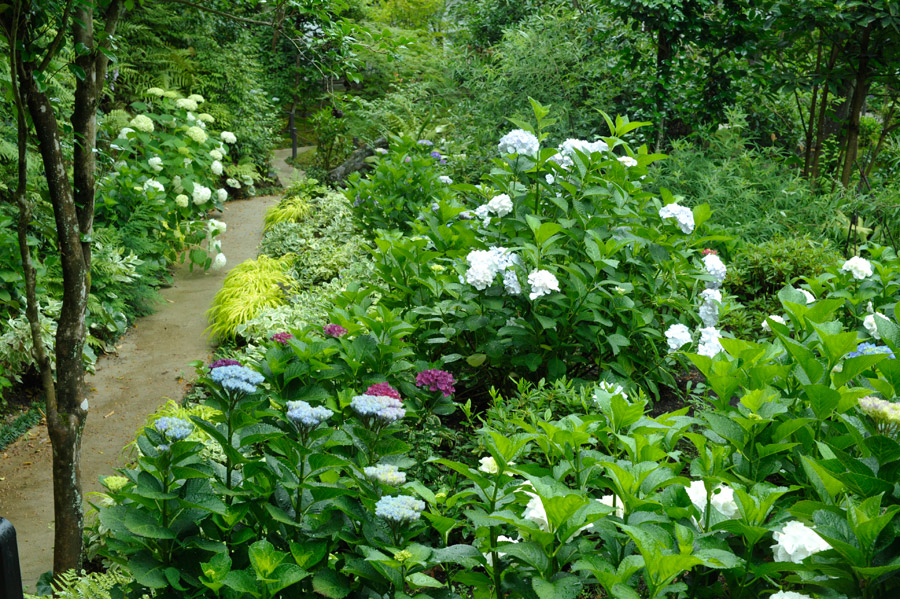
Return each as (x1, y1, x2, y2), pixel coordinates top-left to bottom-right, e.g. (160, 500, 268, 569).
(161, 0, 274, 27)
(37, 0, 76, 72)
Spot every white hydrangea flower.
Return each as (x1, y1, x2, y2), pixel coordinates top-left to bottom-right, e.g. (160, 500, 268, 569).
(148, 156, 163, 172)
(545, 174, 555, 184)
(145, 87, 165, 97)
(207, 219, 227, 236)
(659, 203, 695, 234)
(175, 194, 189, 208)
(842, 256, 873, 280)
(172, 175, 184, 193)
(478, 456, 498, 474)
(163, 90, 177, 99)
(221, 131, 237, 144)
(698, 326, 723, 357)
(618, 155, 638, 168)
(192, 184, 212, 205)
(498, 129, 539, 156)
(211, 160, 224, 176)
(186, 126, 208, 144)
(226, 178, 241, 189)
(770, 591, 814, 599)
(487, 194, 513, 217)
(699, 288, 722, 327)
(762, 314, 787, 333)
(799, 289, 816, 304)
(465, 247, 517, 290)
(484, 536, 518, 568)
(864, 312, 888, 340)
(187, 93, 205, 104)
(211, 253, 227, 271)
(117, 127, 135, 139)
(198, 113, 215, 123)
(703, 254, 727, 288)
(597, 380, 626, 400)
(210, 239, 222, 254)
(143, 179, 164, 193)
(183, 158, 192, 168)
(771, 521, 831, 564)
(665, 323, 692, 352)
(210, 149, 224, 161)
(522, 490, 550, 531)
(527, 269, 560, 300)
(438, 175, 453, 184)
(597, 494, 624, 519)
(216, 188, 228, 203)
(175, 98, 199, 111)
(685, 481, 740, 519)
(503, 270, 521, 295)
(129, 114, 154, 132)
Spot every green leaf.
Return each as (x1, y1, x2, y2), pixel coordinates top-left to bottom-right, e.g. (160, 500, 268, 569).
(805, 385, 842, 420)
(249, 539, 285, 578)
(312, 569, 352, 598)
(533, 575, 582, 599)
(408, 572, 443, 588)
(466, 353, 487, 367)
(502, 541, 549, 572)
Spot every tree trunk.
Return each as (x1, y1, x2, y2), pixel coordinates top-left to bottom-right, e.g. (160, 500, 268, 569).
(841, 25, 873, 187)
(803, 33, 823, 177)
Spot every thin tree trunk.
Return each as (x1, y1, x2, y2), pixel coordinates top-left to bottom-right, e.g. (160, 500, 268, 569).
(841, 25, 873, 187)
(811, 40, 841, 182)
(803, 33, 823, 177)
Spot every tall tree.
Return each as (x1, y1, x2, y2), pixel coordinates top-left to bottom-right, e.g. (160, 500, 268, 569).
(0, 0, 122, 576)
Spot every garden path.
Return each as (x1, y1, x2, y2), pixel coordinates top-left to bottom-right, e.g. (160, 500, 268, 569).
(0, 192, 278, 592)
(272, 146, 315, 187)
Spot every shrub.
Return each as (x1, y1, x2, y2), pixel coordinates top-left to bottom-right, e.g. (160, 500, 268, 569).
(729, 236, 841, 302)
(263, 197, 311, 231)
(206, 255, 294, 339)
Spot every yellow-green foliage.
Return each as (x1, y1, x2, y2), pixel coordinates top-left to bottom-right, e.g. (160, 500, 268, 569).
(142, 399, 221, 436)
(25, 567, 132, 599)
(264, 195, 312, 230)
(207, 255, 294, 338)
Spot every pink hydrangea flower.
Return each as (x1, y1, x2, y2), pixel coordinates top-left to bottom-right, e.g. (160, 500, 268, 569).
(271, 332, 294, 345)
(366, 382, 401, 399)
(702, 248, 718, 256)
(209, 358, 241, 371)
(323, 324, 348, 338)
(416, 369, 456, 397)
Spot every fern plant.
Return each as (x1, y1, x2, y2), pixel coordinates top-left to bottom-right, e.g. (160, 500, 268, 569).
(26, 567, 132, 599)
(206, 255, 294, 339)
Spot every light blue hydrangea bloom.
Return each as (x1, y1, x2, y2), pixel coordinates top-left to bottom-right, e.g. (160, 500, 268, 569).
(210, 365, 265, 394)
(364, 464, 406, 486)
(155, 416, 192, 441)
(375, 495, 425, 522)
(286, 400, 333, 428)
(350, 394, 405, 422)
(847, 342, 895, 359)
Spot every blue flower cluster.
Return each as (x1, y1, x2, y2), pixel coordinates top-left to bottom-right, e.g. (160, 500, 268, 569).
(155, 416, 192, 442)
(286, 400, 333, 428)
(364, 464, 407, 486)
(350, 394, 406, 422)
(210, 365, 265, 394)
(846, 343, 896, 360)
(375, 495, 425, 522)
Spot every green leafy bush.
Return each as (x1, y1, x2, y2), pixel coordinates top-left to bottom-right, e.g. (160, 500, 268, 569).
(206, 256, 294, 339)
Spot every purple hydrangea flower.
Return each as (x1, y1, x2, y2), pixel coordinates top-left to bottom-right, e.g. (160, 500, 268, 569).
(209, 358, 241, 371)
(271, 332, 294, 345)
(417, 139, 433, 146)
(416, 369, 456, 397)
(323, 323, 348, 338)
(366, 382, 401, 399)
(430, 150, 442, 159)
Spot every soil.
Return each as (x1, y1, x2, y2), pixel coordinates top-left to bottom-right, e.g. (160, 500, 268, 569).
(0, 193, 277, 592)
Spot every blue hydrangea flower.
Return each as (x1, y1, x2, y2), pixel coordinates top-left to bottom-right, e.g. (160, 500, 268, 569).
(155, 416, 192, 441)
(350, 394, 405, 423)
(846, 343, 895, 360)
(375, 495, 425, 522)
(286, 400, 333, 428)
(364, 464, 407, 486)
(416, 139, 433, 146)
(210, 365, 265, 394)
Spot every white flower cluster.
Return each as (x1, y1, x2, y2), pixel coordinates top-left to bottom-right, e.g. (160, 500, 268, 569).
(175, 194, 189, 208)
(207, 219, 227, 236)
(211, 253, 227, 271)
(858, 396, 900, 428)
(498, 129, 539, 156)
(770, 592, 813, 599)
(175, 98, 199, 111)
(146, 87, 165, 97)
(143, 179, 164, 194)
(703, 254, 727, 288)
(550, 138, 609, 168)
(487, 194, 513, 217)
(130, 114, 154, 133)
(187, 93, 205, 104)
(210, 149, 224, 161)
(478, 456, 499, 474)
(375, 495, 425, 522)
(597, 494, 624, 519)
(527, 269, 560, 300)
(192, 185, 212, 205)
(842, 256, 873, 280)
(698, 289, 722, 327)
(659, 203, 695, 234)
(698, 326, 723, 358)
(186, 126, 208, 144)
(665, 323, 692, 352)
(685, 481, 739, 519)
(148, 156, 163, 172)
(771, 521, 831, 564)
(618, 155, 638, 168)
(216, 188, 228, 203)
(864, 312, 888, 340)
(597, 380, 627, 400)
(761, 314, 786, 332)
(221, 131, 237, 144)
(438, 175, 453, 184)
(364, 464, 406, 486)
(211, 160, 224, 176)
(465, 247, 520, 293)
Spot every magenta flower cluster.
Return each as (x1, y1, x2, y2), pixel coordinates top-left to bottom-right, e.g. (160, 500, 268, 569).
(271, 332, 294, 345)
(323, 324, 348, 338)
(209, 358, 241, 371)
(366, 382, 401, 400)
(416, 369, 456, 397)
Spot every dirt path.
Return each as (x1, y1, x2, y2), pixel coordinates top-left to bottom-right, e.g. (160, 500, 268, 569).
(272, 146, 313, 187)
(0, 193, 277, 591)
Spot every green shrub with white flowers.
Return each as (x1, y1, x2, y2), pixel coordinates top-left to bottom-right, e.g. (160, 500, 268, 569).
(98, 88, 239, 271)
(347, 100, 722, 397)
